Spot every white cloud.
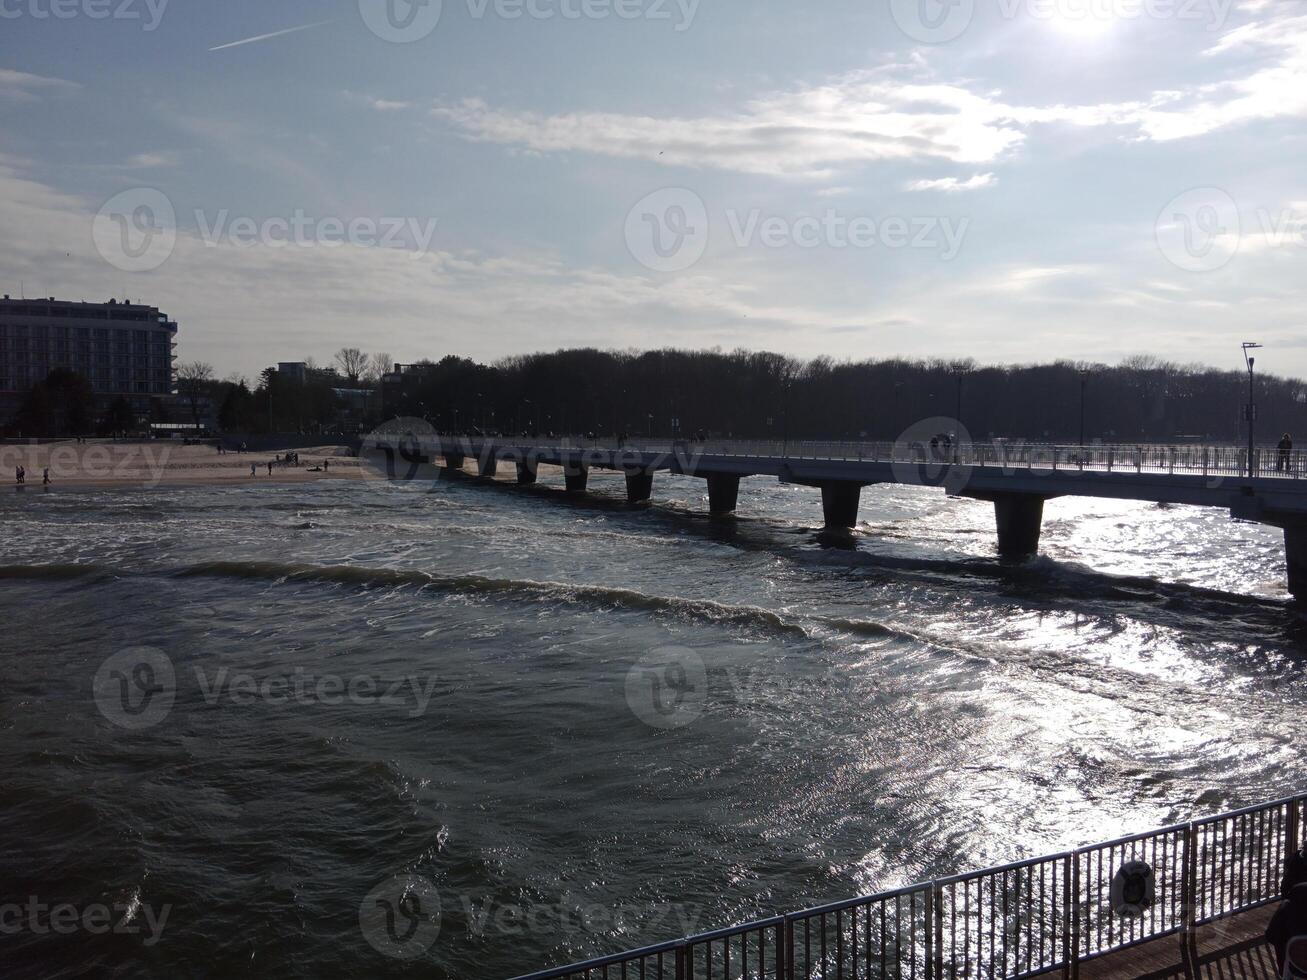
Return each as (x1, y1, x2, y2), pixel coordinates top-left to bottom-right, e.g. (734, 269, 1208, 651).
(0, 68, 80, 103)
(907, 173, 996, 193)
(344, 91, 413, 112)
(433, 6, 1307, 179)
(432, 75, 1030, 179)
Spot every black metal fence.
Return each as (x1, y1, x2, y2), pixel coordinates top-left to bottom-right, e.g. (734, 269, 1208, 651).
(512, 794, 1305, 980)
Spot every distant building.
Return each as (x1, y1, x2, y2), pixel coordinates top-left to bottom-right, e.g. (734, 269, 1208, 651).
(0, 296, 177, 423)
(381, 362, 437, 416)
(277, 361, 308, 384)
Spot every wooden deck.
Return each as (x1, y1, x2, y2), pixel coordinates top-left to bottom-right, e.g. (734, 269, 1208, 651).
(1032, 904, 1280, 979)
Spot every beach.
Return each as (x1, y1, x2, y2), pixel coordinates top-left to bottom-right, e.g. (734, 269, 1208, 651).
(0, 440, 363, 488)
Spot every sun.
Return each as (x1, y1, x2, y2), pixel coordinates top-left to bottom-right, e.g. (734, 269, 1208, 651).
(1045, 5, 1118, 38)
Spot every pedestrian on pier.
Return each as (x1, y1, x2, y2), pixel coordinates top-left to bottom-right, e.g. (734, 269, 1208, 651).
(1278, 433, 1293, 472)
(1267, 880, 1307, 975)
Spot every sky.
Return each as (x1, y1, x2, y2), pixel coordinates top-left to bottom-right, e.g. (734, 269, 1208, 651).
(0, 0, 1304, 382)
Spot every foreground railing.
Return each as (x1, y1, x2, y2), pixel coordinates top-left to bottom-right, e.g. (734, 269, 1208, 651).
(512, 793, 1306, 980)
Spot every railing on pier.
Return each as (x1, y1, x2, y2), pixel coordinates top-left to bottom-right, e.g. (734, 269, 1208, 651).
(461, 435, 1307, 482)
(511, 793, 1306, 980)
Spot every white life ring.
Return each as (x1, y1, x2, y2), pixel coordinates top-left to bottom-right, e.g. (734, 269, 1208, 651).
(1110, 860, 1156, 917)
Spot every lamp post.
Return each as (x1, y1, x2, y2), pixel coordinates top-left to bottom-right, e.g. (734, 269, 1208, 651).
(1078, 370, 1088, 448)
(1243, 342, 1262, 476)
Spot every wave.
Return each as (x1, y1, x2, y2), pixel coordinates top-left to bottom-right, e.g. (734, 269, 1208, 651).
(175, 560, 805, 631)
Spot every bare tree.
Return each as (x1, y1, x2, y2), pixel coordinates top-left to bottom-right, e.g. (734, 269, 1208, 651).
(370, 352, 395, 382)
(334, 348, 370, 386)
(176, 361, 214, 430)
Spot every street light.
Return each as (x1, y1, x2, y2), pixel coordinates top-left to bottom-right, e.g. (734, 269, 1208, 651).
(1243, 342, 1263, 476)
(1078, 370, 1089, 448)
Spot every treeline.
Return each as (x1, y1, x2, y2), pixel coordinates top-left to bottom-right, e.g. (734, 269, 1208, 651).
(11, 368, 138, 437)
(385, 350, 1307, 444)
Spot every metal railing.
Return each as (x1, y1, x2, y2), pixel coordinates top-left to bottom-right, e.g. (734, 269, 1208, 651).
(511, 793, 1306, 980)
(450, 435, 1307, 482)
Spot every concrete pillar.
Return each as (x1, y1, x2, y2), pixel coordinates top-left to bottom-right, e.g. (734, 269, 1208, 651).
(820, 482, 862, 528)
(565, 467, 589, 494)
(706, 474, 740, 515)
(1285, 523, 1307, 601)
(444, 453, 465, 472)
(477, 455, 498, 478)
(625, 470, 654, 503)
(993, 493, 1045, 558)
(516, 459, 537, 485)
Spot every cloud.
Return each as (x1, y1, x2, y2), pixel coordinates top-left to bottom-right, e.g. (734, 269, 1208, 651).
(0, 69, 80, 103)
(343, 91, 414, 112)
(432, 75, 1030, 179)
(125, 153, 175, 169)
(907, 173, 996, 193)
(433, 6, 1307, 179)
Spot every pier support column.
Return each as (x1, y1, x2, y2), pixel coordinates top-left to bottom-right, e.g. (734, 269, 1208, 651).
(706, 474, 741, 515)
(565, 467, 589, 494)
(993, 493, 1046, 558)
(625, 470, 654, 503)
(516, 459, 537, 485)
(477, 456, 498, 478)
(1285, 523, 1307, 601)
(820, 482, 862, 529)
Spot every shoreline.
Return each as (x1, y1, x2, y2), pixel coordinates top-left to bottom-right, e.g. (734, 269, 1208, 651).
(0, 441, 583, 490)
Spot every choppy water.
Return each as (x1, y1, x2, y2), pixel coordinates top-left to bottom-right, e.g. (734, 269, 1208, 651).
(1, 469, 1305, 978)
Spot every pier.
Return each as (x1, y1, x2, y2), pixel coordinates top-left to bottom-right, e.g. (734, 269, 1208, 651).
(367, 434, 1307, 599)
(509, 793, 1304, 980)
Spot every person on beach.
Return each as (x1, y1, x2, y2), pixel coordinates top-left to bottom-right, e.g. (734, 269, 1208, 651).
(267, 461, 273, 476)
(323, 459, 329, 472)
(250, 463, 256, 477)
(42, 468, 50, 486)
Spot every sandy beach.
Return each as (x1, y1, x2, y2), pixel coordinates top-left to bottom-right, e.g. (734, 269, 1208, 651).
(0, 440, 364, 489)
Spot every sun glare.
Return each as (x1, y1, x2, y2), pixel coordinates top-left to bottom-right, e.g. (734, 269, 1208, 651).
(1047, 9, 1117, 37)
